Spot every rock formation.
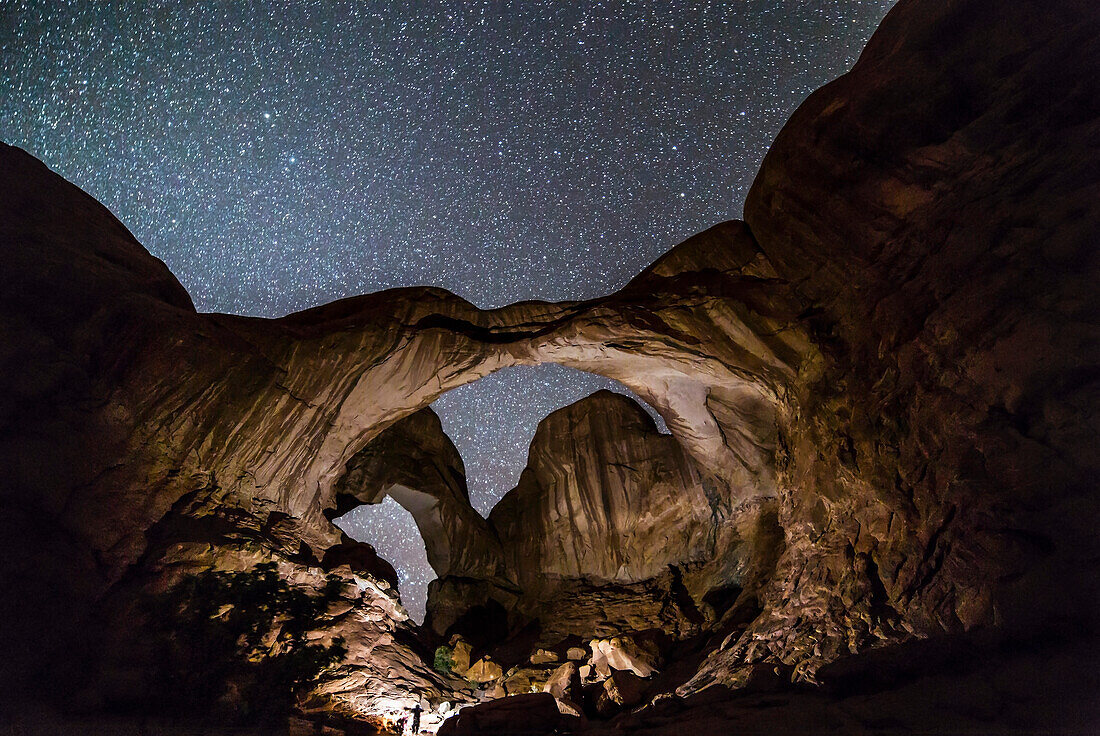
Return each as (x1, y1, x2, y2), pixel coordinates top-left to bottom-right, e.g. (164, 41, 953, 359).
(679, 0, 1100, 694)
(1, 0, 1097, 732)
(405, 389, 782, 643)
(333, 407, 504, 580)
(490, 391, 747, 593)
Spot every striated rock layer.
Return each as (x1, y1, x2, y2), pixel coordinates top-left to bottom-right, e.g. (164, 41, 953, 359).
(1, 0, 1097, 731)
(0, 136, 805, 721)
(680, 0, 1100, 692)
(491, 390, 742, 593)
(400, 390, 781, 642)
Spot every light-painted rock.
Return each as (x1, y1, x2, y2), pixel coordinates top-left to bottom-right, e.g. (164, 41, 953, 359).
(529, 648, 559, 665)
(4, 3, 1099, 733)
(501, 667, 550, 695)
(542, 661, 580, 701)
(585, 637, 658, 680)
(490, 391, 742, 591)
(0, 142, 797, 719)
(554, 698, 584, 718)
(464, 657, 503, 684)
(595, 636, 659, 678)
(335, 408, 506, 581)
(588, 639, 613, 681)
(448, 635, 472, 676)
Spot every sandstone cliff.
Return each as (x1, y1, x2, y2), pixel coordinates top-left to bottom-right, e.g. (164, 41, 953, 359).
(490, 390, 722, 590)
(681, 0, 1100, 692)
(412, 390, 782, 641)
(1, 0, 1097, 732)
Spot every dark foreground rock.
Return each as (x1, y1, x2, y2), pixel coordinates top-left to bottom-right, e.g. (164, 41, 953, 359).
(438, 693, 584, 736)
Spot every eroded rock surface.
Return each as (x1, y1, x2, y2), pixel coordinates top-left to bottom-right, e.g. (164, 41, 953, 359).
(490, 391, 737, 591)
(413, 390, 781, 642)
(333, 407, 505, 580)
(1, 0, 1097, 732)
(680, 0, 1100, 693)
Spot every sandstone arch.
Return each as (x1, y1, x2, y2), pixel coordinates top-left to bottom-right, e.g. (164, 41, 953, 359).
(2, 0, 1098, 729)
(327, 406, 505, 581)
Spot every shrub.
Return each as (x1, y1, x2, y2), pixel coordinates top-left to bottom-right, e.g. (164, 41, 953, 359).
(433, 645, 453, 675)
(146, 561, 347, 724)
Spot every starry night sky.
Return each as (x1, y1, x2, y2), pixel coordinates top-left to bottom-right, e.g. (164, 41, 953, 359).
(2, 0, 894, 621)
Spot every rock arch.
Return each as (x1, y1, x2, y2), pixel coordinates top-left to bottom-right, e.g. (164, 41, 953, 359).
(327, 407, 505, 581)
(145, 217, 806, 573)
(0, 151, 801, 715)
(3, 0, 1097, 727)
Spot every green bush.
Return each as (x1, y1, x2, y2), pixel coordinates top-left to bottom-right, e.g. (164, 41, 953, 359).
(146, 561, 347, 723)
(433, 645, 453, 675)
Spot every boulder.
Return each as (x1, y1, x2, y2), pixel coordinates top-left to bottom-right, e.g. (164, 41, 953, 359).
(554, 697, 585, 719)
(530, 648, 559, 665)
(448, 635, 472, 676)
(464, 657, 503, 684)
(543, 661, 581, 701)
(600, 670, 650, 711)
(590, 637, 658, 678)
(501, 667, 550, 696)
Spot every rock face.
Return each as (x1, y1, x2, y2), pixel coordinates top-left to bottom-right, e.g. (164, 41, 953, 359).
(415, 390, 782, 641)
(680, 0, 1100, 692)
(333, 407, 504, 580)
(490, 391, 736, 590)
(1, 0, 1097, 732)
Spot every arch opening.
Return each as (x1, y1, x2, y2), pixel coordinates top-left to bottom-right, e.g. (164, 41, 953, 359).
(334, 496, 434, 623)
(430, 363, 668, 517)
(325, 364, 677, 626)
